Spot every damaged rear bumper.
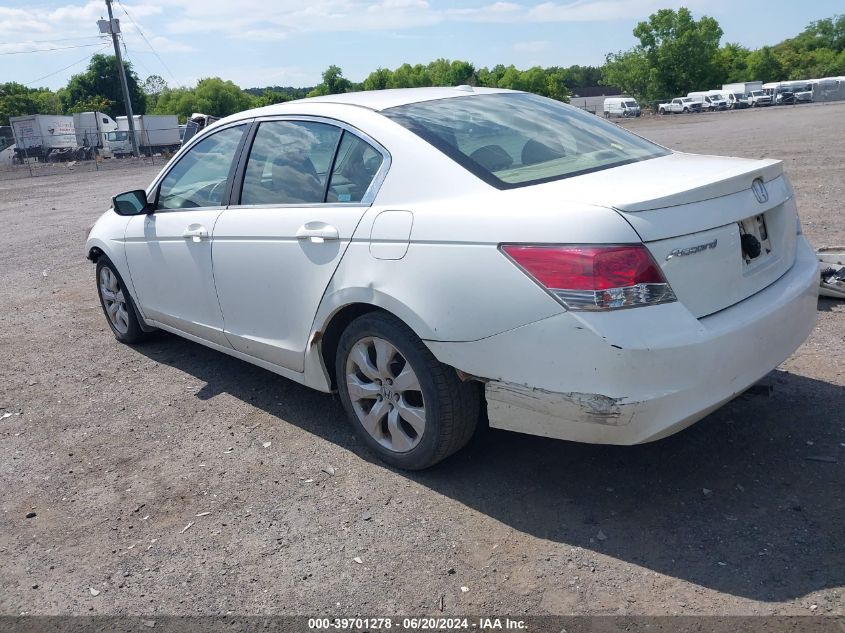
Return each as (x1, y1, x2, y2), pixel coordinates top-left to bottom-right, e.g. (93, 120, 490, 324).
(427, 237, 819, 445)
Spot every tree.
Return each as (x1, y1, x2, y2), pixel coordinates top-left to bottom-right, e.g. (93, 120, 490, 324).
(61, 54, 146, 119)
(66, 95, 112, 114)
(602, 48, 657, 103)
(713, 43, 751, 83)
(151, 78, 254, 121)
(308, 65, 352, 97)
(142, 75, 167, 97)
(253, 90, 291, 107)
(0, 83, 62, 125)
(746, 46, 785, 82)
(363, 68, 393, 91)
(632, 8, 723, 99)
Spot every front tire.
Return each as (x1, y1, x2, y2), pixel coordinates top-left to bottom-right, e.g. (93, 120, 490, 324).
(336, 312, 479, 470)
(96, 257, 151, 344)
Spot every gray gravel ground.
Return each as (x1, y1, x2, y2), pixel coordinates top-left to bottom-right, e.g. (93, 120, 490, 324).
(1, 102, 843, 617)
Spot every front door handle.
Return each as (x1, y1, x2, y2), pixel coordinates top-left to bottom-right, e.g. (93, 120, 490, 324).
(182, 224, 209, 242)
(296, 222, 339, 243)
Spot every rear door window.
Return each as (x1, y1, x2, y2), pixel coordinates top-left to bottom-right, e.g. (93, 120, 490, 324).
(240, 121, 341, 205)
(239, 121, 384, 205)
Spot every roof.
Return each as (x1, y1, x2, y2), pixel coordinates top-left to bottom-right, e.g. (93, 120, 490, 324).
(288, 86, 516, 111)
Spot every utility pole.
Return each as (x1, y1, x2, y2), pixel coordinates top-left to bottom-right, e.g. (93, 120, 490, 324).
(101, 0, 139, 157)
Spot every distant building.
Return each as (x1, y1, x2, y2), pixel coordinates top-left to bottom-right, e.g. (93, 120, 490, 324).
(569, 86, 622, 114)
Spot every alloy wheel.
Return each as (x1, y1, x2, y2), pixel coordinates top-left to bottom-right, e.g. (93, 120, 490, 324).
(99, 266, 130, 335)
(345, 336, 426, 453)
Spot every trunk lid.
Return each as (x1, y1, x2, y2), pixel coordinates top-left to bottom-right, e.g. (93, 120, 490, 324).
(534, 152, 799, 318)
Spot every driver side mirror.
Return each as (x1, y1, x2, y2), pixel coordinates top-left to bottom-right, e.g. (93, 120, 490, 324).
(112, 189, 151, 216)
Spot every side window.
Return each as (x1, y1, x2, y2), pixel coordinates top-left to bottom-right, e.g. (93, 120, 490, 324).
(240, 121, 341, 205)
(157, 125, 246, 210)
(327, 132, 384, 203)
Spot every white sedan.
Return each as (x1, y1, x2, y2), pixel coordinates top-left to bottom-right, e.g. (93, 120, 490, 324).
(86, 87, 819, 469)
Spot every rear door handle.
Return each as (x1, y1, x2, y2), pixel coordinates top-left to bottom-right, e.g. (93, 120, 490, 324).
(182, 224, 209, 242)
(296, 222, 339, 243)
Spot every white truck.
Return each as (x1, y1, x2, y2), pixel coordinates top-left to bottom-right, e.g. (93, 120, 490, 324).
(73, 111, 118, 155)
(722, 82, 763, 108)
(657, 97, 702, 114)
(602, 97, 641, 118)
(108, 114, 181, 156)
(687, 91, 728, 111)
(746, 90, 773, 107)
(9, 114, 79, 162)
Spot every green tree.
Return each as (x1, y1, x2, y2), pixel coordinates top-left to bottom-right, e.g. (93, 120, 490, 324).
(713, 43, 751, 83)
(307, 65, 352, 97)
(746, 46, 785, 82)
(632, 8, 723, 99)
(61, 54, 146, 119)
(602, 48, 657, 103)
(362, 67, 393, 91)
(0, 83, 62, 125)
(151, 78, 254, 121)
(66, 95, 113, 114)
(253, 90, 291, 106)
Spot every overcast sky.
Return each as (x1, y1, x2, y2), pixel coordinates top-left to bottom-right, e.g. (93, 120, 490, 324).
(1, 0, 842, 91)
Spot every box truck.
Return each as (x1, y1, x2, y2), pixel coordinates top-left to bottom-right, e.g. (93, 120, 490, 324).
(9, 115, 79, 162)
(108, 115, 181, 156)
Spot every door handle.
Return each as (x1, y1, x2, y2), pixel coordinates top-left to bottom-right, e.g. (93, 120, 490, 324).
(296, 222, 339, 243)
(182, 224, 209, 242)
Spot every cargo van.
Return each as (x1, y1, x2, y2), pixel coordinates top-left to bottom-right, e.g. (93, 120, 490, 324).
(687, 92, 728, 111)
(603, 97, 641, 118)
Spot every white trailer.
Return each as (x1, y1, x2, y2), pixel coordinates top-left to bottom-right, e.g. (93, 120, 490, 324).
(73, 111, 118, 151)
(9, 115, 78, 162)
(109, 115, 181, 155)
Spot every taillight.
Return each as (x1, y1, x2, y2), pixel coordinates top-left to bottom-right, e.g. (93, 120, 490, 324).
(501, 244, 676, 311)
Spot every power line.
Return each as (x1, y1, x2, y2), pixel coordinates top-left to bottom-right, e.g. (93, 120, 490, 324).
(123, 47, 155, 78)
(24, 45, 111, 86)
(2, 35, 105, 45)
(115, 0, 177, 82)
(0, 42, 107, 56)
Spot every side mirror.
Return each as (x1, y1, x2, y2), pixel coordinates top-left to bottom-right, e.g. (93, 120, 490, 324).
(112, 189, 150, 216)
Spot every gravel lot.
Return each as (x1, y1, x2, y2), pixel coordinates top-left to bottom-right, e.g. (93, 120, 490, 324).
(1, 102, 843, 617)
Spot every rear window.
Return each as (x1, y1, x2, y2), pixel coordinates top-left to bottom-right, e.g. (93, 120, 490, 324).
(383, 93, 668, 189)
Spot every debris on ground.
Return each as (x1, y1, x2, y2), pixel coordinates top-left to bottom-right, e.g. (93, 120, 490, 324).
(89, 587, 100, 596)
(195, 512, 211, 517)
(460, 586, 469, 593)
(25, 512, 36, 519)
(596, 530, 608, 541)
(262, 441, 271, 448)
(353, 556, 363, 564)
(818, 248, 845, 299)
(180, 522, 194, 534)
(322, 465, 336, 476)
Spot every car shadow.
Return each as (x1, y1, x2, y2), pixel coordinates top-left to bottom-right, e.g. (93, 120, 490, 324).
(135, 334, 844, 604)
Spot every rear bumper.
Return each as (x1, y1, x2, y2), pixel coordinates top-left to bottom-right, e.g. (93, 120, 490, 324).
(427, 236, 819, 445)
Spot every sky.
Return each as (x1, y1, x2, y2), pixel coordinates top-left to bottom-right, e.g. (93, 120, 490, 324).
(1, 0, 842, 91)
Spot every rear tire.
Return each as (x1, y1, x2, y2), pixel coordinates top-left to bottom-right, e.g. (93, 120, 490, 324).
(95, 257, 151, 344)
(336, 312, 479, 470)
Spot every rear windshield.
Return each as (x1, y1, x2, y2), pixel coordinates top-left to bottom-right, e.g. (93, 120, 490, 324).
(382, 93, 668, 189)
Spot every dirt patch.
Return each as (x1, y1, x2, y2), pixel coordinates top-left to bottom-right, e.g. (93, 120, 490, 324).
(1, 104, 843, 616)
